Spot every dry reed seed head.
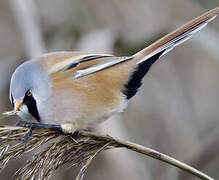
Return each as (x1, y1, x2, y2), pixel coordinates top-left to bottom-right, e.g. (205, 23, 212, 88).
(0, 126, 213, 180)
(0, 126, 117, 180)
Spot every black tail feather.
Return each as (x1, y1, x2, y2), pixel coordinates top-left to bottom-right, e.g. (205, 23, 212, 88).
(122, 50, 165, 99)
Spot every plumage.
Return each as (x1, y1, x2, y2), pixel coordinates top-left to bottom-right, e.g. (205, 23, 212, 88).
(23, 91, 40, 122)
(7, 7, 219, 134)
(122, 50, 165, 99)
(134, 7, 218, 63)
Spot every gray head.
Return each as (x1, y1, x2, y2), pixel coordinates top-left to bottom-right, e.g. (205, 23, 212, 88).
(10, 60, 51, 121)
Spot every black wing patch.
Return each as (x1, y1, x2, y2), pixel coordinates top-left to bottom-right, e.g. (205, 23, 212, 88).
(64, 55, 113, 71)
(122, 50, 165, 99)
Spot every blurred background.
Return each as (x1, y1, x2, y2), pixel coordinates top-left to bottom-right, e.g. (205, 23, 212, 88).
(0, 0, 219, 179)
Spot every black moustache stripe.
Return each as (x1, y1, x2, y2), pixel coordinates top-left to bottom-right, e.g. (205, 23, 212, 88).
(10, 93, 14, 108)
(23, 95, 40, 122)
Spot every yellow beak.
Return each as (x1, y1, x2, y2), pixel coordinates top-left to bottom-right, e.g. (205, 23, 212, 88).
(14, 100, 23, 111)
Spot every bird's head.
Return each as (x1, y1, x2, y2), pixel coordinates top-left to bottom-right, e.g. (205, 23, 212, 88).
(9, 61, 51, 121)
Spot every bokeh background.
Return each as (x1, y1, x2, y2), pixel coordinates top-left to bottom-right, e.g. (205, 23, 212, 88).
(0, 0, 219, 179)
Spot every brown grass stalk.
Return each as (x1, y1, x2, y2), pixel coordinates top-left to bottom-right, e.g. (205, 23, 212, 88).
(0, 126, 214, 180)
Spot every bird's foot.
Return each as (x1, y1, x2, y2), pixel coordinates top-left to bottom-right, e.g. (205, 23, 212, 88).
(72, 130, 80, 139)
(16, 121, 61, 141)
(16, 121, 80, 141)
(21, 127, 33, 141)
(16, 121, 61, 129)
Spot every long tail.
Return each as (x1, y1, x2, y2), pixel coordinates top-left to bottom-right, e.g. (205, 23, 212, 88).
(123, 7, 219, 99)
(134, 7, 219, 63)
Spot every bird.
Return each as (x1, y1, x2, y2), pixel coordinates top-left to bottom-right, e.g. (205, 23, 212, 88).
(4, 7, 219, 140)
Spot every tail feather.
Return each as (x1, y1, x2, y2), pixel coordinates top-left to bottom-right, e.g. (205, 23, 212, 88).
(122, 7, 218, 99)
(134, 7, 219, 64)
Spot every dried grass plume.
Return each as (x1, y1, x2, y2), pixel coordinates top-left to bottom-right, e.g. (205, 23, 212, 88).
(0, 126, 214, 180)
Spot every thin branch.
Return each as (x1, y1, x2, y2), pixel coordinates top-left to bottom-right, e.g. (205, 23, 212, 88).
(116, 140, 213, 180)
(0, 126, 214, 180)
(82, 131, 214, 180)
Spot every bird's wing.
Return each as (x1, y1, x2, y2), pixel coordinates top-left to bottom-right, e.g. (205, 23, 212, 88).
(38, 51, 134, 79)
(38, 51, 114, 74)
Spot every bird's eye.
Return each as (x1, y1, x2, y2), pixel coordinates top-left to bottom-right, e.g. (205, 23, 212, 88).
(26, 90, 32, 97)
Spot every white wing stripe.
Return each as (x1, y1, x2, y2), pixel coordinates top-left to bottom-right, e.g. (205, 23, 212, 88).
(72, 56, 133, 79)
(48, 54, 113, 74)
